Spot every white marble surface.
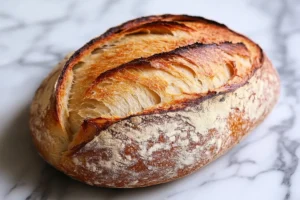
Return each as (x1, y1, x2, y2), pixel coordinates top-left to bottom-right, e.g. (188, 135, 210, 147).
(0, 0, 300, 199)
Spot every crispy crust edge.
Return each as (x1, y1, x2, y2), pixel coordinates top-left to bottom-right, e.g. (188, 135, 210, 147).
(54, 14, 263, 122)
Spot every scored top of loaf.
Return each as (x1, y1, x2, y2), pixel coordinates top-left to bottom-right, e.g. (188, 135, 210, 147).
(54, 14, 263, 152)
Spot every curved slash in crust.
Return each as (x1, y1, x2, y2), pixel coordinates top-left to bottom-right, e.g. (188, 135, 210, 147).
(90, 42, 250, 87)
(67, 41, 262, 153)
(53, 14, 264, 154)
(54, 14, 261, 121)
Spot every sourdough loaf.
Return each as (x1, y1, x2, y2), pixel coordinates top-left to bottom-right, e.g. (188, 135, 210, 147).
(30, 14, 280, 188)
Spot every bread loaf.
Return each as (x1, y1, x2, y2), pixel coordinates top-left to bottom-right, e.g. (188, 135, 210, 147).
(30, 14, 280, 188)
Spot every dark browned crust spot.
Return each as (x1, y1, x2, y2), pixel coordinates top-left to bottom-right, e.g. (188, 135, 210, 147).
(68, 119, 113, 153)
(124, 20, 195, 35)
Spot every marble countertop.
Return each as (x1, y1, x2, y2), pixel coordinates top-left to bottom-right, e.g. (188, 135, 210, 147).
(1, 0, 300, 199)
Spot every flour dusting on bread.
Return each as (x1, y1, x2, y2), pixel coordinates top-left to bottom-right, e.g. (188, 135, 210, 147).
(29, 15, 280, 188)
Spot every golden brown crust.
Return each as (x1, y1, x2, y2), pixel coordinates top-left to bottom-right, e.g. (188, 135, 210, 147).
(56, 15, 263, 134)
(29, 15, 280, 188)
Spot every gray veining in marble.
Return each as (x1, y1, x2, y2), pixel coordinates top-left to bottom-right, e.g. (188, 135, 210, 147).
(1, 0, 300, 199)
